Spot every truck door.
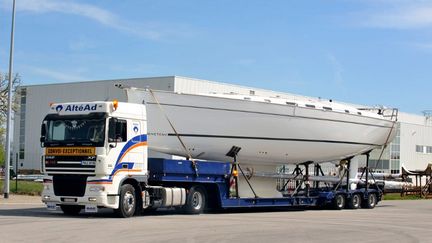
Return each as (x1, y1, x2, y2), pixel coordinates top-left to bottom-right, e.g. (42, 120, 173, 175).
(128, 120, 146, 174)
(108, 118, 128, 175)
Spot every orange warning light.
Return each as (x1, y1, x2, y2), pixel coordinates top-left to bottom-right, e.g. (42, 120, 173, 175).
(232, 169, 238, 177)
(113, 99, 119, 110)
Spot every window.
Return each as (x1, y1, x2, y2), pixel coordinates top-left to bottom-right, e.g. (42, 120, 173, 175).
(416, 145, 424, 153)
(286, 102, 297, 106)
(44, 115, 106, 146)
(264, 99, 271, 103)
(345, 110, 350, 113)
(427, 146, 432, 154)
(323, 106, 332, 111)
(305, 104, 315, 108)
(109, 118, 127, 142)
(19, 149, 25, 160)
(357, 112, 362, 115)
(390, 152, 400, 160)
(369, 160, 389, 170)
(243, 97, 251, 100)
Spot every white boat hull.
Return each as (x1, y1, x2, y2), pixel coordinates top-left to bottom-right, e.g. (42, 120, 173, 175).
(130, 90, 396, 165)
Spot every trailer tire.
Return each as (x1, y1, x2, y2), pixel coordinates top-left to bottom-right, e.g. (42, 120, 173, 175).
(332, 194, 346, 210)
(60, 205, 82, 216)
(115, 184, 136, 218)
(362, 193, 377, 209)
(346, 194, 361, 209)
(184, 186, 206, 214)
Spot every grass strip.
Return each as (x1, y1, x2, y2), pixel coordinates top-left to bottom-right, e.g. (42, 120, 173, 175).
(0, 179, 43, 196)
(383, 193, 424, 200)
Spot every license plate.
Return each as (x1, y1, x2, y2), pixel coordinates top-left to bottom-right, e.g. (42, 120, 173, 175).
(81, 160, 95, 166)
(85, 205, 98, 213)
(63, 198, 77, 203)
(47, 202, 57, 210)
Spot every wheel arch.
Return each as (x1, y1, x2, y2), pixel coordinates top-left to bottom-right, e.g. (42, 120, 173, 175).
(119, 178, 143, 215)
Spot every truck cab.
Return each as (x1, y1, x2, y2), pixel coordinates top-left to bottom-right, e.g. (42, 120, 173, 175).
(41, 100, 149, 217)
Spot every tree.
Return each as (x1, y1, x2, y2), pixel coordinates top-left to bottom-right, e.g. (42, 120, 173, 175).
(0, 73, 21, 118)
(0, 72, 21, 166)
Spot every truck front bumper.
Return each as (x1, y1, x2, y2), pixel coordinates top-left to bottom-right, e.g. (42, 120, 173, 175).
(41, 179, 120, 210)
(41, 193, 119, 209)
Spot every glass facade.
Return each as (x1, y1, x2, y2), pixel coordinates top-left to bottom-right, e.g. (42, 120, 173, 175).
(389, 124, 400, 174)
(19, 88, 26, 160)
(367, 123, 400, 174)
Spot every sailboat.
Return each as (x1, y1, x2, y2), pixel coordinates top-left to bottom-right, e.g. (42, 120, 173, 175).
(123, 87, 397, 165)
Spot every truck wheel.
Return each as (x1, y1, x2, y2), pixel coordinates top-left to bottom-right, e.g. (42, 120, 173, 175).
(60, 205, 82, 216)
(346, 194, 361, 209)
(184, 186, 206, 214)
(332, 194, 345, 210)
(362, 193, 377, 209)
(115, 184, 136, 218)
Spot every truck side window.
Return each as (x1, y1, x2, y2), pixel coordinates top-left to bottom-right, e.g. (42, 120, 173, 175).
(108, 118, 127, 142)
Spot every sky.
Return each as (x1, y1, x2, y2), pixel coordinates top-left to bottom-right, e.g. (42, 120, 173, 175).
(0, 0, 431, 114)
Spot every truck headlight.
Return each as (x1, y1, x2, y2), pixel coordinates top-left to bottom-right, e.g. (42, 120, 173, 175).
(89, 186, 105, 192)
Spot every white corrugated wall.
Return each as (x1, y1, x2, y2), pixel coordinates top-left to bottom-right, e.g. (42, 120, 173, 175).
(399, 113, 432, 171)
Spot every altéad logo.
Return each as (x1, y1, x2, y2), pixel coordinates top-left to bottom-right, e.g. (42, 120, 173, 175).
(56, 105, 63, 112)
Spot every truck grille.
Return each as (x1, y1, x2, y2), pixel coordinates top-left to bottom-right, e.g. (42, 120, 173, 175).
(45, 156, 96, 175)
(53, 175, 88, 197)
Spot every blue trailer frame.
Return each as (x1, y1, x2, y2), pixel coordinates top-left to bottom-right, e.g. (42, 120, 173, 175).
(148, 158, 382, 209)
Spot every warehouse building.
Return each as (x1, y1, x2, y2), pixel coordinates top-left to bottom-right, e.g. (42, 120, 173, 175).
(12, 76, 432, 174)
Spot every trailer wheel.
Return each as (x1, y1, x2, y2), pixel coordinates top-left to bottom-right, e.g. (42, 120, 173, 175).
(346, 194, 361, 209)
(115, 184, 136, 218)
(362, 193, 377, 209)
(332, 194, 346, 210)
(184, 186, 206, 214)
(60, 205, 82, 216)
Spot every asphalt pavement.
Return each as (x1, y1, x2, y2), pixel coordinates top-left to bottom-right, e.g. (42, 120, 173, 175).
(0, 195, 431, 243)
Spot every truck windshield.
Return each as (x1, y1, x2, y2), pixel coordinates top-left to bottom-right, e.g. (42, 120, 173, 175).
(44, 114, 106, 146)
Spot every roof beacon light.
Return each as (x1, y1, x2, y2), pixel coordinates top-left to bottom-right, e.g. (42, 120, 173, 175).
(113, 99, 119, 110)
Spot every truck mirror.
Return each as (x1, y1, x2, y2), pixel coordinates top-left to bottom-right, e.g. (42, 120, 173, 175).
(40, 123, 47, 144)
(41, 123, 46, 136)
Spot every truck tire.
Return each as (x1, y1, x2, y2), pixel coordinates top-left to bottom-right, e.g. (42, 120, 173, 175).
(362, 193, 377, 209)
(115, 184, 136, 218)
(184, 186, 206, 214)
(346, 194, 361, 209)
(60, 205, 82, 216)
(332, 194, 346, 210)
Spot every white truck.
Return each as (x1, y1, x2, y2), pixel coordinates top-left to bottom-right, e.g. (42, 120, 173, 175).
(40, 97, 383, 218)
